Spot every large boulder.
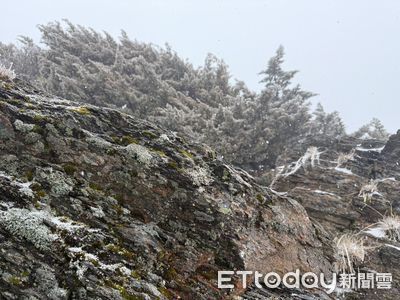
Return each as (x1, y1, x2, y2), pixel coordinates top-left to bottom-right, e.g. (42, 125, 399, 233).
(0, 79, 333, 299)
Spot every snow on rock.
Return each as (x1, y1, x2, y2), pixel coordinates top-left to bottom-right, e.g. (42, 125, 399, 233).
(356, 146, 385, 153)
(334, 167, 354, 175)
(313, 190, 338, 197)
(365, 227, 386, 239)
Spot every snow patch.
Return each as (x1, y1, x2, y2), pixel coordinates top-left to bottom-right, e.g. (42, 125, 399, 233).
(385, 244, 400, 251)
(334, 167, 353, 175)
(313, 190, 337, 197)
(365, 227, 386, 239)
(356, 146, 385, 153)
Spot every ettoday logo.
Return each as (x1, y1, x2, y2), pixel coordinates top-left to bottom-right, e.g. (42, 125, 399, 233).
(218, 270, 392, 294)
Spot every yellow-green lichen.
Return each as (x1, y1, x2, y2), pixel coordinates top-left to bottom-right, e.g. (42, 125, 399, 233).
(179, 149, 194, 159)
(71, 106, 91, 115)
(63, 163, 77, 176)
(142, 130, 158, 139)
(8, 276, 22, 286)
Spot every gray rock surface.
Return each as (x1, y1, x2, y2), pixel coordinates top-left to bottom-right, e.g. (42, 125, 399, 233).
(0, 79, 334, 299)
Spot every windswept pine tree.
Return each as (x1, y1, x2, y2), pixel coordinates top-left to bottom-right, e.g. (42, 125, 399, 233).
(310, 103, 346, 138)
(353, 118, 390, 140)
(3, 20, 390, 171)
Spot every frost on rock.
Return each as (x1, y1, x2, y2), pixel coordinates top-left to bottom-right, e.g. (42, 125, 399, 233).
(126, 143, 153, 165)
(284, 146, 321, 177)
(0, 208, 59, 251)
(68, 247, 132, 280)
(313, 190, 338, 197)
(334, 167, 353, 175)
(356, 146, 385, 153)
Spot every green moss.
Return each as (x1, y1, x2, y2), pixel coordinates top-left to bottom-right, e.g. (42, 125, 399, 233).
(2, 83, 13, 90)
(179, 149, 194, 159)
(25, 170, 34, 181)
(21, 271, 30, 277)
(33, 114, 46, 122)
(32, 124, 45, 135)
(121, 135, 138, 146)
(106, 244, 135, 260)
(112, 135, 138, 146)
(8, 276, 22, 286)
(167, 161, 179, 170)
(71, 106, 91, 115)
(158, 287, 174, 299)
(106, 148, 117, 156)
(35, 190, 47, 198)
(89, 182, 104, 191)
(89, 258, 100, 267)
(164, 267, 178, 281)
(114, 194, 124, 203)
(63, 163, 77, 176)
(221, 169, 231, 181)
(104, 281, 143, 300)
(256, 193, 264, 203)
(142, 130, 158, 139)
(151, 149, 167, 157)
(25, 103, 35, 109)
(130, 270, 141, 280)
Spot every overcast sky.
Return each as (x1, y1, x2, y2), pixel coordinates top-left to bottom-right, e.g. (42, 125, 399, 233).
(1, 0, 399, 132)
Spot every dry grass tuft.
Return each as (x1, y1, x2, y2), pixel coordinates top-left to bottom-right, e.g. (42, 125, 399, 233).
(336, 150, 355, 167)
(378, 215, 400, 242)
(334, 234, 366, 274)
(358, 180, 379, 202)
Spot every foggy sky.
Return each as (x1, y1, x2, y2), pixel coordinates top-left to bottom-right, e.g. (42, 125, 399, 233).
(1, 0, 399, 133)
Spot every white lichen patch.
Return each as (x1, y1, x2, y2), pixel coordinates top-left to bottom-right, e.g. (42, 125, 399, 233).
(186, 166, 213, 186)
(126, 143, 153, 165)
(37, 168, 74, 196)
(0, 208, 59, 251)
(17, 181, 34, 198)
(86, 135, 114, 150)
(90, 206, 105, 218)
(158, 133, 171, 143)
(14, 119, 35, 133)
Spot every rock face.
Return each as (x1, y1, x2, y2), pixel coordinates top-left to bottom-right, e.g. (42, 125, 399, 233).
(267, 134, 400, 299)
(0, 80, 333, 299)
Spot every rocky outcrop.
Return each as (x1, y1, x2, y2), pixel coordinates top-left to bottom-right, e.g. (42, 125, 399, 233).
(266, 133, 400, 299)
(0, 79, 334, 299)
